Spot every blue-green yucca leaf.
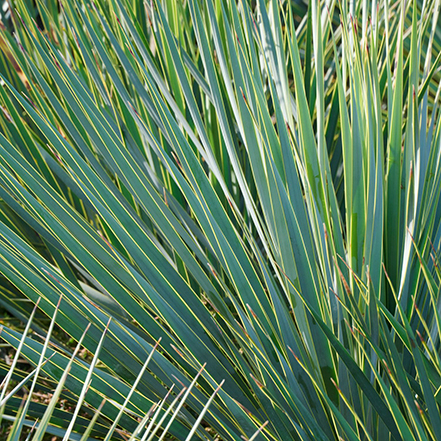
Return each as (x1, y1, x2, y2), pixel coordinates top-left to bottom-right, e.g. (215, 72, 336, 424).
(384, 0, 406, 304)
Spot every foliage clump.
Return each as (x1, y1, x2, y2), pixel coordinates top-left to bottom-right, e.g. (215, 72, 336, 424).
(0, 0, 441, 440)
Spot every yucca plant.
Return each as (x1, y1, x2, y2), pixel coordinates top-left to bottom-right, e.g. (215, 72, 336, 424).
(0, 0, 441, 439)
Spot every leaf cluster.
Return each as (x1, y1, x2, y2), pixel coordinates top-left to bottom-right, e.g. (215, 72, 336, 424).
(0, 0, 441, 440)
